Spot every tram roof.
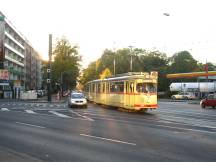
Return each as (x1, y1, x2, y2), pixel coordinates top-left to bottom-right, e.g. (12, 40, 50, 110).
(87, 72, 154, 83)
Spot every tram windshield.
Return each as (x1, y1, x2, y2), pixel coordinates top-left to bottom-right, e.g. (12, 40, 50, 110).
(136, 83, 157, 93)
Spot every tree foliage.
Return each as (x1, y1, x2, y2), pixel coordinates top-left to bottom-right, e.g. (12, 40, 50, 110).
(168, 51, 198, 73)
(80, 48, 216, 93)
(100, 68, 112, 79)
(51, 38, 81, 91)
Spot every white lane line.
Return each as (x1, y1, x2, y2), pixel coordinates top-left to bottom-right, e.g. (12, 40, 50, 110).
(15, 122, 45, 129)
(69, 110, 94, 121)
(1, 108, 9, 111)
(158, 109, 216, 117)
(155, 124, 216, 134)
(80, 134, 136, 146)
(25, 110, 37, 114)
(49, 111, 71, 118)
(36, 108, 66, 111)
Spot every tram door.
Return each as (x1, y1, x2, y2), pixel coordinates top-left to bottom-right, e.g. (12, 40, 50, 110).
(125, 81, 135, 109)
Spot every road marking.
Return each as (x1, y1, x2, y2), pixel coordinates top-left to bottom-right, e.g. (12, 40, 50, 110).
(15, 122, 45, 129)
(1, 108, 9, 111)
(80, 133, 136, 146)
(25, 110, 37, 114)
(49, 111, 71, 118)
(155, 124, 216, 134)
(158, 109, 216, 117)
(69, 110, 94, 121)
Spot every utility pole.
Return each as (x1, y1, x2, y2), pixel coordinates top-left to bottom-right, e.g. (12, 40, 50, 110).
(113, 42, 116, 76)
(128, 46, 133, 72)
(47, 34, 52, 102)
(113, 58, 116, 76)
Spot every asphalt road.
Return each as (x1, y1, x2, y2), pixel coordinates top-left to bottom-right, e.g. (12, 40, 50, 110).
(0, 101, 216, 162)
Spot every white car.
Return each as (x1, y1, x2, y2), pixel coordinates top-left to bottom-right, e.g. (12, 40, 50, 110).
(68, 92, 88, 108)
(171, 92, 196, 100)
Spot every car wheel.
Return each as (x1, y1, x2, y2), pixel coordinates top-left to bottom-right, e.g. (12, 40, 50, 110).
(212, 106, 215, 109)
(201, 104, 206, 108)
(171, 96, 176, 100)
(183, 96, 188, 100)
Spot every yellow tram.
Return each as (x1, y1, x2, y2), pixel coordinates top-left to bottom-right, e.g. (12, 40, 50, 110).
(84, 72, 158, 111)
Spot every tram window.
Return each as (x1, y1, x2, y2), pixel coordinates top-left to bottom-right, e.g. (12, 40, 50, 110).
(118, 82, 124, 92)
(130, 82, 134, 93)
(110, 82, 124, 92)
(96, 83, 101, 93)
(110, 82, 115, 92)
(106, 82, 109, 93)
(136, 83, 157, 93)
(92, 84, 95, 93)
(102, 83, 105, 93)
(88, 85, 90, 92)
(147, 83, 157, 93)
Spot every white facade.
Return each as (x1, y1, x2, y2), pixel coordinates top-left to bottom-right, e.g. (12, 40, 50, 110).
(170, 82, 216, 93)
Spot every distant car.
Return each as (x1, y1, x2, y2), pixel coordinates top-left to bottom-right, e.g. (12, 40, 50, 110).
(171, 92, 196, 100)
(68, 92, 87, 108)
(200, 94, 216, 108)
(37, 90, 43, 98)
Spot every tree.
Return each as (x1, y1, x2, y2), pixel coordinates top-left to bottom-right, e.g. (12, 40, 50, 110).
(52, 38, 81, 91)
(80, 61, 99, 85)
(41, 60, 49, 90)
(80, 47, 170, 92)
(169, 51, 198, 73)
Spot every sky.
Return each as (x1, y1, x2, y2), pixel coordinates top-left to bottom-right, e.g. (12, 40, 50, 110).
(1, 0, 216, 67)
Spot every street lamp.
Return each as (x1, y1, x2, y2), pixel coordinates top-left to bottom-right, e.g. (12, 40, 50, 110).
(47, 34, 52, 102)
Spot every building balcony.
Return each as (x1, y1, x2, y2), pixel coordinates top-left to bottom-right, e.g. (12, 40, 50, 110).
(5, 55, 24, 67)
(5, 31, 25, 50)
(4, 43, 24, 58)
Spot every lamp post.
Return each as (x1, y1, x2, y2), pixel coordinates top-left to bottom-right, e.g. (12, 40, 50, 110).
(47, 34, 52, 102)
(128, 46, 133, 72)
(113, 42, 116, 76)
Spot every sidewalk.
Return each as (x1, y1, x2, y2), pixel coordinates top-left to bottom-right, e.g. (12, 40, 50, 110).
(35, 95, 66, 103)
(0, 95, 66, 103)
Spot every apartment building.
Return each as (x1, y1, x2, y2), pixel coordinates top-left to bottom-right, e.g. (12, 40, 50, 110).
(0, 12, 42, 98)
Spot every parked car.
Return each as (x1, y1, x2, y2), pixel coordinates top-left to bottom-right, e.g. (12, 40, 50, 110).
(37, 90, 44, 98)
(200, 94, 216, 108)
(171, 92, 196, 100)
(68, 92, 87, 108)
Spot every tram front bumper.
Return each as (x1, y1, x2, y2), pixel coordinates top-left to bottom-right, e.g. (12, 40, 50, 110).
(134, 104, 158, 110)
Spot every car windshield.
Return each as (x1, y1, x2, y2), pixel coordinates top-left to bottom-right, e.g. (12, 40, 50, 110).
(71, 93, 85, 99)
